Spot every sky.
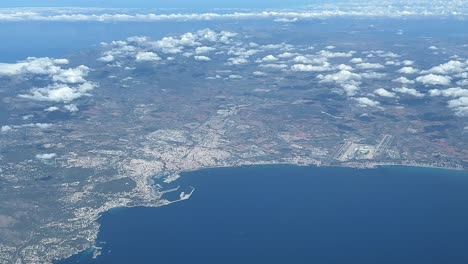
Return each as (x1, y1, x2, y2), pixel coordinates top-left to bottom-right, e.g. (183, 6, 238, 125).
(0, 0, 323, 9)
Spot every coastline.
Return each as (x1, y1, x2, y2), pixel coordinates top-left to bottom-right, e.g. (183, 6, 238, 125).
(56, 161, 466, 264)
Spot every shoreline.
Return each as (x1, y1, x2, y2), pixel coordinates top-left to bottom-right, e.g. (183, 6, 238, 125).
(57, 161, 466, 264)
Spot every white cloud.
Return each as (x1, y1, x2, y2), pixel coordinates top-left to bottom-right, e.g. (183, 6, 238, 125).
(0, 4, 467, 23)
(259, 63, 288, 69)
(257, 55, 278, 63)
(228, 74, 242, 79)
(227, 57, 249, 65)
(98, 54, 114, 62)
(374, 88, 396, 98)
(428, 87, 468, 98)
(52, 65, 89, 84)
(64, 104, 79, 112)
(1, 56, 95, 103)
(1, 126, 12, 133)
(402, 60, 414, 66)
(378, 52, 400, 58)
(274, 17, 298, 23)
(318, 50, 355, 58)
(356, 62, 384, 70)
(428, 88, 468, 116)
(2, 123, 52, 132)
(385, 60, 400, 66)
(422, 60, 467, 75)
(277, 52, 296, 58)
(194, 55, 211, 61)
(318, 70, 362, 83)
(392, 87, 424, 97)
(135, 51, 161, 62)
(398, 66, 419, 74)
(44, 106, 60, 112)
(457, 79, 468, 86)
(318, 70, 362, 96)
(416, 74, 452, 86)
(291, 63, 332, 72)
(392, 76, 415, 84)
(253, 71, 267, 76)
(350, 58, 363, 64)
(292, 55, 327, 64)
(336, 64, 354, 71)
(354, 97, 380, 107)
(19, 82, 96, 102)
(360, 72, 386, 79)
(0, 57, 68, 76)
(447, 97, 468, 116)
(195, 46, 216, 54)
(36, 153, 56, 160)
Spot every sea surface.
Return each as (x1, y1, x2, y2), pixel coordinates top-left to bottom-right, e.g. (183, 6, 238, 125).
(59, 165, 468, 264)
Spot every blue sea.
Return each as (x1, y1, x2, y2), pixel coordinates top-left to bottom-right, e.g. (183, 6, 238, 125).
(59, 165, 468, 264)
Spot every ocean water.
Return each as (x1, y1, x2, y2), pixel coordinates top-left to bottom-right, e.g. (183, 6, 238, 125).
(59, 165, 468, 264)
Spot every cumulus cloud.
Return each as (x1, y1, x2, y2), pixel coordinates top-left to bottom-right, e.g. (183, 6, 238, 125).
(257, 55, 278, 63)
(0, 57, 68, 76)
(292, 55, 327, 64)
(64, 104, 79, 112)
(195, 46, 216, 54)
(97, 54, 114, 62)
(0, 3, 467, 23)
(392, 87, 424, 97)
(274, 17, 298, 22)
(259, 63, 288, 69)
(0, 56, 94, 104)
(1, 123, 52, 132)
(318, 70, 361, 83)
(44, 106, 60, 112)
(291, 63, 333, 72)
(252, 71, 267, 76)
(354, 97, 381, 107)
(350, 58, 364, 64)
(374, 88, 396, 98)
(135, 51, 161, 62)
(0, 126, 12, 133)
(402, 60, 414, 66)
(110, 29, 237, 61)
(447, 97, 468, 116)
(360, 72, 386, 79)
(422, 60, 467, 75)
(428, 87, 468, 97)
(278, 52, 296, 58)
(318, 50, 355, 58)
(393, 76, 415, 84)
(398, 66, 419, 74)
(52, 65, 89, 84)
(318, 70, 362, 96)
(385, 60, 401, 66)
(194, 55, 211, 61)
(457, 79, 468, 86)
(228, 74, 242, 79)
(356, 62, 384, 70)
(416, 74, 452, 86)
(429, 87, 468, 116)
(227, 57, 249, 65)
(19, 82, 96, 102)
(36, 153, 57, 159)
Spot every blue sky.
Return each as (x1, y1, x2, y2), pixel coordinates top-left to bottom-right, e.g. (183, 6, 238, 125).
(0, 0, 323, 9)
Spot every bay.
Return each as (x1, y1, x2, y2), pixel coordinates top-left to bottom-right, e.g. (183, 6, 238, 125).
(60, 165, 468, 264)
